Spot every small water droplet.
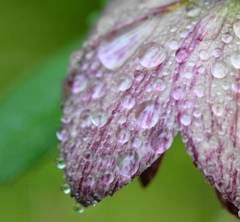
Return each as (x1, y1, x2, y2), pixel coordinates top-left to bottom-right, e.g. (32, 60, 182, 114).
(135, 101, 161, 129)
(186, 2, 200, 17)
(211, 61, 228, 79)
(116, 128, 131, 144)
(154, 79, 166, 91)
(116, 151, 139, 177)
(90, 81, 106, 99)
(222, 32, 233, 44)
(212, 103, 224, 116)
(71, 75, 88, 94)
(83, 150, 93, 160)
(233, 20, 240, 39)
(69, 50, 83, 66)
(73, 203, 85, 213)
(61, 182, 71, 194)
(116, 75, 133, 91)
(132, 137, 142, 148)
(175, 48, 188, 63)
(138, 42, 167, 69)
(180, 114, 192, 126)
(168, 40, 179, 50)
(56, 129, 68, 142)
(232, 80, 240, 93)
(199, 49, 210, 61)
(184, 71, 193, 79)
(121, 94, 135, 109)
(118, 115, 127, 124)
(172, 88, 183, 100)
(80, 109, 92, 127)
(212, 48, 222, 58)
(231, 51, 240, 69)
(56, 155, 66, 169)
(101, 170, 114, 185)
(194, 85, 204, 97)
(206, 165, 216, 174)
(91, 109, 108, 127)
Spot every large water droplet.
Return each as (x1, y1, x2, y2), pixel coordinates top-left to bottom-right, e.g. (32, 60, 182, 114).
(91, 109, 108, 127)
(233, 20, 240, 39)
(186, 2, 200, 17)
(138, 42, 167, 69)
(231, 51, 240, 69)
(116, 151, 139, 177)
(211, 61, 228, 79)
(121, 93, 135, 109)
(116, 75, 133, 91)
(135, 101, 161, 129)
(98, 17, 157, 70)
(116, 128, 131, 144)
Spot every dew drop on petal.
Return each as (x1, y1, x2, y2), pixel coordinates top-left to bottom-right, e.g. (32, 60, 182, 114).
(212, 103, 224, 116)
(116, 151, 139, 177)
(116, 75, 133, 91)
(80, 109, 92, 127)
(184, 71, 193, 79)
(135, 101, 161, 129)
(199, 49, 210, 61)
(211, 61, 228, 79)
(138, 42, 167, 69)
(168, 40, 179, 50)
(222, 32, 233, 44)
(132, 137, 142, 148)
(212, 48, 222, 58)
(91, 82, 106, 99)
(116, 128, 131, 144)
(101, 170, 114, 185)
(154, 78, 166, 91)
(232, 80, 240, 93)
(231, 51, 240, 69)
(91, 109, 108, 127)
(175, 48, 188, 63)
(186, 2, 200, 17)
(180, 114, 192, 126)
(71, 75, 88, 94)
(172, 88, 183, 100)
(233, 20, 240, 39)
(121, 93, 135, 109)
(69, 50, 83, 66)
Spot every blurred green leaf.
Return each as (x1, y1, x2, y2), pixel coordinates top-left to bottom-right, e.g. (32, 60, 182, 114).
(0, 38, 83, 183)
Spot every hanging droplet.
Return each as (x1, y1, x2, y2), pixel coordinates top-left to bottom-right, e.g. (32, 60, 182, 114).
(185, 2, 200, 17)
(138, 42, 167, 69)
(98, 17, 157, 70)
(116, 151, 139, 177)
(55, 155, 66, 169)
(73, 203, 85, 213)
(231, 51, 240, 69)
(61, 182, 71, 194)
(91, 109, 108, 127)
(135, 101, 161, 129)
(233, 20, 240, 39)
(211, 61, 228, 79)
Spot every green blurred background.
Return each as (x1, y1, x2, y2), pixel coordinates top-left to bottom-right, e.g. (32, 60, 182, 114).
(0, 0, 238, 221)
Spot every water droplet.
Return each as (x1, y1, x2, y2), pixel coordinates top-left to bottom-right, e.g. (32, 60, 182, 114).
(175, 48, 188, 63)
(199, 49, 210, 61)
(132, 137, 142, 148)
(116, 75, 133, 91)
(222, 32, 233, 44)
(184, 71, 193, 79)
(180, 114, 192, 126)
(55, 155, 66, 169)
(186, 2, 200, 17)
(91, 109, 108, 127)
(61, 182, 71, 194)
(73, 203, 85, 213)
(116, 128, 131, 144)
(232, 80, 240, 93)
(212, 48, 222, 58)
(172, 88, 183, 100)
(69, 50, 83, 66)
(121, 94, 135, 109)
(98, 17, 157, 70)
(211, 61, 228, 79)
(71, 75, 88, 94)
(116, 151, 139, 177)
(212, 103, 224, 116)
(85, 174, 95, 187)
(206, 165, 216, 174)
(138, 42, 167, 69)
(83, 150, 93, 160)
(80, 109, 92, 127)
(56, 129, 68, 142)
(90, 81, 106, 99)
(118, 115, 127, 124)
(231, 51, 240, 69)
(100, 170, 114, 185)
(194, 85, 204, 97)
(233, 20, 240, 39)
(135, 101, 161, 129)
(168, 40, 179, 50)
(154, 78, 166, 91)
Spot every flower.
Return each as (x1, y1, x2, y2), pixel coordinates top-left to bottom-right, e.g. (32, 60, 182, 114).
(57, 0, 240, 217)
